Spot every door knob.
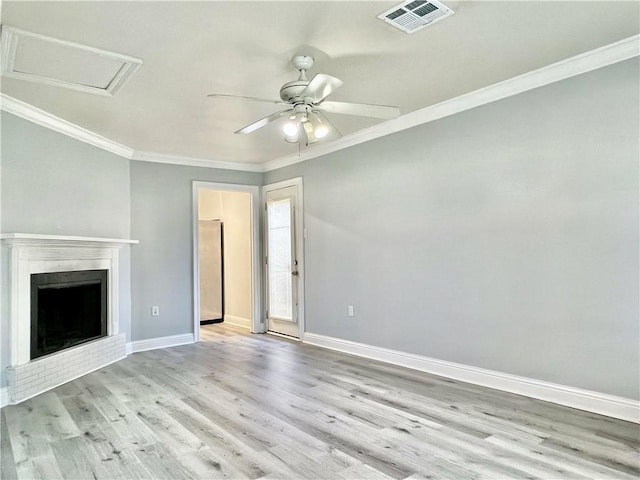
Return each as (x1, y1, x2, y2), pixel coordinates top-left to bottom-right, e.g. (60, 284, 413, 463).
(291, 271, 299, 276)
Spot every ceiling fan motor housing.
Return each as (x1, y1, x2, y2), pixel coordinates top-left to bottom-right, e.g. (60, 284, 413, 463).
(279, 55, 315, 103)
(279, 80, 310, 102)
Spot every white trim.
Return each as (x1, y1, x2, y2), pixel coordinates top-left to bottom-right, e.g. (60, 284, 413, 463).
(1, 35, 637, 172)
(129, 333, 194, 353)
(132, 151, 263, 173)
(0, 233, 138, 245)
(223, 315, 252, 330)
(0, 387, 9, 408)
(263, 178, 305, 339)
(262, 34, 640, 172)
(303, 333, 640, 424)
(0, 94, 135, 158)
(192, 182, 262, 341)
(0, 94, 257, 171)
(0, 26, 142, 97)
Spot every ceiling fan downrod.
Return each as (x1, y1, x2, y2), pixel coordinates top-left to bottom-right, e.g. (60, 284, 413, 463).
(279, 55, 314, 103)
(292, 55, 314, 80)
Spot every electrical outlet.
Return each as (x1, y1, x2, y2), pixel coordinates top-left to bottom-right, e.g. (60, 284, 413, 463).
(151, 306, 160, 316)
(347, 305, 354, 317)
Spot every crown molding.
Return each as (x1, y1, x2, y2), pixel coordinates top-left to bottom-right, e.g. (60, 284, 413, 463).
(3, 34, 638, 173)
(131, 151, 264, 172)
(263, 34, 640, 172)
(0, 94, 262, 172)
(0, 94, 135, 158)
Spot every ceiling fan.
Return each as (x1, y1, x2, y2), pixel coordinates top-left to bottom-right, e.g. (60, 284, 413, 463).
(207, 55, 400, 144)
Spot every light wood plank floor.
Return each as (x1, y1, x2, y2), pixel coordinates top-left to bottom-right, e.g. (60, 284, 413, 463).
(1, 323, 638, 479)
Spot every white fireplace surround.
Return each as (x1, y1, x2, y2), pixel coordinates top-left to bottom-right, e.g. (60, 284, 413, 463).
(1, 233, 137, 402)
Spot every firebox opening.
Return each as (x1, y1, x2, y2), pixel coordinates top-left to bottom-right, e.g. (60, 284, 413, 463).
(30, 269, 108, 360)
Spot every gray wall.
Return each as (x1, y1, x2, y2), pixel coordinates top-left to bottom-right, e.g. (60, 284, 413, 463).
(0, 111, 262, 376)
(265, 58, 639, 400)
(129, 161, 261, 341)
(1, 112, 132, 384)
(1, 57, 637, 402)
(1, 115, 130, 237)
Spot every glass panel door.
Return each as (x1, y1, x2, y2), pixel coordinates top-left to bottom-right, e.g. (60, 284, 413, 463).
(266, 184, 299, 338)
(267, 198, 294, 321)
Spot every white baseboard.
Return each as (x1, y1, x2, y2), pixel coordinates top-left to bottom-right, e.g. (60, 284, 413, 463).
(303, 333, 639, 424)
(224, 314, 251, 330)
(129, 333, 194, 353)
(0, 386, 8, 408)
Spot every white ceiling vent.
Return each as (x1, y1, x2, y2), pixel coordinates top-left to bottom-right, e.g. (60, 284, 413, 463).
(0, 26, 142, 96)
(378, 0, 453, 34)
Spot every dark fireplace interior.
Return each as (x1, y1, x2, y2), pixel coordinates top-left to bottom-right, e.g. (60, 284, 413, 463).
(31, 269, 108, 360)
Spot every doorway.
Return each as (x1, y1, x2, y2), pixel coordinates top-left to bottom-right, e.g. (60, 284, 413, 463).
(263, 178, 305, 339)
(192, 182, 262, 341)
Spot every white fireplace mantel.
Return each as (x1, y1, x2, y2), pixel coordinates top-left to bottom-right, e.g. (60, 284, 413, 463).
(1, 233, 138, 403)
(0, 233, 139, 247)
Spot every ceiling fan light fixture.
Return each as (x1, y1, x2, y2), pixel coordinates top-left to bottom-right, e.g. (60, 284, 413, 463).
(302, 120, 317, 144)
(208, 53, 398, 143)
(309, 112, 329, 138)
(315, 125, 329, 139)
(284, 131, 299, 143)
(282, 120, 299, 137)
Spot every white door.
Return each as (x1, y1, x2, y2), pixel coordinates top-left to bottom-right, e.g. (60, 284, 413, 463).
(265, 184, 302, 338)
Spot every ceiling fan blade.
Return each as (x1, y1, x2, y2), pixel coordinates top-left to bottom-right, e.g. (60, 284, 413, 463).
(234, 109, 292, 134)
(318, 101, 400, 119)
(208, 94, 289, 105)
(301, 74, 343, 103)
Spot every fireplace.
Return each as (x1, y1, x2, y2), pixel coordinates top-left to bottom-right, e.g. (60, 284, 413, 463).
(31, 269, 108, 360)
(1, 233, 137, 404)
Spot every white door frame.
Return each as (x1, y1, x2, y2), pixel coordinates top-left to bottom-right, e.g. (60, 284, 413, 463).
(262, 177, 305, 339)
(192, 181, 262, 341)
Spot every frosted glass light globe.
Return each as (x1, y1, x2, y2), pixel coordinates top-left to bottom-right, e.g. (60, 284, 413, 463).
(283, 122, 298, 136)
(315, 125, 329, 138)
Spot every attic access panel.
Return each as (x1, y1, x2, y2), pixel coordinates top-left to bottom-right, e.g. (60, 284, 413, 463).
(378, 0, 453, 34)
(0, 26, 142, 96)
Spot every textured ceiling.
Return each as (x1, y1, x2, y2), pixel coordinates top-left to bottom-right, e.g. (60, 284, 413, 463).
(1, 1, 638, 165)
